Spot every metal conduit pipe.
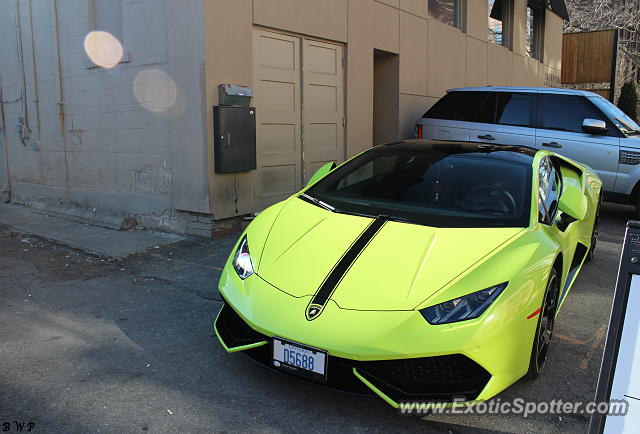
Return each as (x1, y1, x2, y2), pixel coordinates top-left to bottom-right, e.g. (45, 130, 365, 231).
(15, 0, 30, 145)
(27, 0, 39, 138)
(50, 0, 64, 136)
(0, 75, 12, 202)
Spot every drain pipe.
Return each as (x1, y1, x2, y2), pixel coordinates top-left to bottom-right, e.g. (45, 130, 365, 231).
(15, 0, 30, 144)
(27, 0, 40, 138)
(50, 0, 64, 136)
(0, 75, 11, 203)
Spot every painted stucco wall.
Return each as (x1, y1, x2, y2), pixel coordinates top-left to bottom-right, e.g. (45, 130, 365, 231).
(204, 0, 564, 219)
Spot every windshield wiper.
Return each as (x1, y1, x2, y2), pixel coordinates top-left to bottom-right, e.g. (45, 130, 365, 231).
(615, 118, 640, 135)
(299, 193, 335, 212)
(620, 127, 640, 136)
(378, 214, 412, 223)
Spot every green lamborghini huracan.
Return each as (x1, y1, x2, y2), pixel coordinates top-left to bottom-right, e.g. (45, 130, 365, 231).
(214, 140, 601, 408)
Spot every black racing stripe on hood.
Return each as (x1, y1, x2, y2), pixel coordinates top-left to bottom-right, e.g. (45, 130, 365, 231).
(305, 218, 386, 320)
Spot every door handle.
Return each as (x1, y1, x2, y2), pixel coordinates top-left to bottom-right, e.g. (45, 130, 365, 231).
(477, 134, 495, 141)
(542, 141, 562, 149)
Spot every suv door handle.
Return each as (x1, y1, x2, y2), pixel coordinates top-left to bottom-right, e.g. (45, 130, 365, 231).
(478, 134, 495, 141)
(542, 141, 562, 149)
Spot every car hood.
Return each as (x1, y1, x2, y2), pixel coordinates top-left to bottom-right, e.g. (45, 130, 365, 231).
(256, 198, 524, 311)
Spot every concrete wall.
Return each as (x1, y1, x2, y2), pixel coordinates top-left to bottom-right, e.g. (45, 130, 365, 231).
(204, 0, 564, 219)
(0, 0, 208, 231)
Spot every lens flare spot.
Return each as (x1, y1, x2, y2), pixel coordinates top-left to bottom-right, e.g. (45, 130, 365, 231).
(133, 69, 178, 113)
(83, 31, 123, 69)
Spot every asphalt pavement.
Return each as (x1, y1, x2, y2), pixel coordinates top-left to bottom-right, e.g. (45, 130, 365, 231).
(0, 202, 633, 433)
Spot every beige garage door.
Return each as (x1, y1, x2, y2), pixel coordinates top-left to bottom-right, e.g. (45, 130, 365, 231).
(302, 39, 345, 184)
(253, 29, 345, 210)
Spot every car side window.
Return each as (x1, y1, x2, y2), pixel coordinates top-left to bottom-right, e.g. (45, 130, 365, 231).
(496, 93, 534, 127)
(423, 92, 489, 121)
(475, 93, 497, 124)
(539, 94, 611, 135)
(473, 92, 535, 127)
(538, 157, 561, 225)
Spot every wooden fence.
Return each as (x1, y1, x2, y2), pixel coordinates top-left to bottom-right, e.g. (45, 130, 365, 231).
(561, 29, 618, 101)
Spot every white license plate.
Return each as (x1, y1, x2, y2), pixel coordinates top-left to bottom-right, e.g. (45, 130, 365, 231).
(272, 338, 327, 379)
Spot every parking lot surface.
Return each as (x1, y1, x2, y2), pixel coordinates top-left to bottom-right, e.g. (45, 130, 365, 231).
(0, 203, 632, 433)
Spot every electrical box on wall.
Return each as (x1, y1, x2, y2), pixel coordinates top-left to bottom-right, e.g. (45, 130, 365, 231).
(218, 84, 253, 107)
(213, 106, 257, 173)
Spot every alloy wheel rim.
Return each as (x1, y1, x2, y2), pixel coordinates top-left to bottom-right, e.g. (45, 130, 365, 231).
(536, 274, 558, 373)
(591, 202, 600, 255)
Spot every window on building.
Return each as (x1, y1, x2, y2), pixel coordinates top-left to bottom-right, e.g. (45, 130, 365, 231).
(428, 0, 463, 30)
(525, 3, 544, 60)
(86, 0, 129, 68)
(488, 0, 512, 48)
(92, 0, 123, 42)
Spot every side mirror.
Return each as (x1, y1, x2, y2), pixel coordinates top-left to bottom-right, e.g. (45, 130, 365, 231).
(558, 178, 587, 221)
(582, 118, 608, 135)
(306, 162, 336, 186)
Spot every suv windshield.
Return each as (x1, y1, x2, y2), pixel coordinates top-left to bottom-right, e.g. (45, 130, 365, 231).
(589, 96, 640, 136)
(304, 145, 533, 228)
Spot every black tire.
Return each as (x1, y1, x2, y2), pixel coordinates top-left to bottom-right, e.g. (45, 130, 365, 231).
(585, 194, 602, 263)
(525, 267, 560, 380)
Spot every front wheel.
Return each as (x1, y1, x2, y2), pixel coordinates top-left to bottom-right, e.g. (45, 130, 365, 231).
(525, 267, 560, 380)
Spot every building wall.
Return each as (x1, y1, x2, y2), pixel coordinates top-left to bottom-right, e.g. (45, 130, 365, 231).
(0, 0, 208, 231)
(0, 0, 565, 232)
(204, 0, 564, 219)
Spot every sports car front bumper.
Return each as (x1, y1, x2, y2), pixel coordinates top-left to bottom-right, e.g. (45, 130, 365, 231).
(215, 300, 492, 406)
(214, 266, 540, 408)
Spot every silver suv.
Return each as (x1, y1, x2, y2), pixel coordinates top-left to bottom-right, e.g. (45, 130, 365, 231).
(415, 87, 640, 213)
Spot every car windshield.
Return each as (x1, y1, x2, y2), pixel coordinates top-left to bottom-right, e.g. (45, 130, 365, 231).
(304, 145, 533, 228)
(589, 96, 640, 136)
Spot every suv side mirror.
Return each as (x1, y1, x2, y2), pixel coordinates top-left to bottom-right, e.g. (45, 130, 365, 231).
(582, 118, 608, 135)
(306, 162, 336, 186)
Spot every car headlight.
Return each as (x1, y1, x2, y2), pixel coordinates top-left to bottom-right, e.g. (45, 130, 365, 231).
(232, 236, 254, 279)
(420, 282, 508, 325)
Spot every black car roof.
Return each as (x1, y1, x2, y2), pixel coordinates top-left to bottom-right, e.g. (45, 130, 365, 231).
(376, 139, 537, 164)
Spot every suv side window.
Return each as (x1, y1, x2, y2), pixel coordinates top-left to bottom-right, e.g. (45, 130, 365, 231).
(474, 92, 535, 127)
(423, 91, 489, 121)
(538, 157, 561, 225)
(539, 94, 612, 135)
(496, 93, 534, 127)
